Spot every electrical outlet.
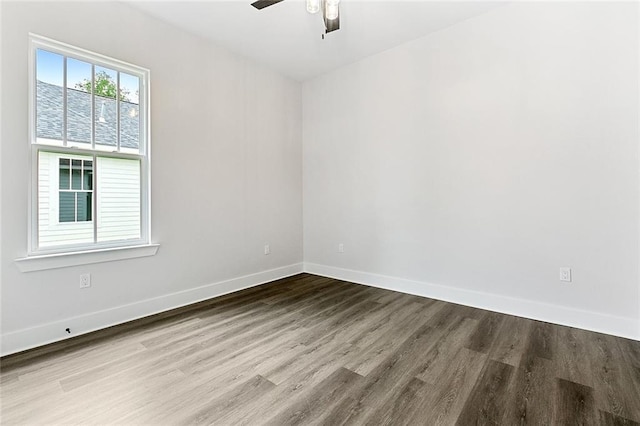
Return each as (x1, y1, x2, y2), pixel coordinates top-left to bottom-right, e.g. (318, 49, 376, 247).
(559, 267, 572, 282)
(264, 244, 270, 255)
(80, 273, 91, 288)
(338, 243, 344, 253)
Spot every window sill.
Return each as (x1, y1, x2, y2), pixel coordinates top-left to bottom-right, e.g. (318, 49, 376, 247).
(15, 244, 160, 272)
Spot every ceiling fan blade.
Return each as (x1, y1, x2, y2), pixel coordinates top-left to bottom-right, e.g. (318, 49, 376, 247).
(324, 11, 340, 33)
(251, 0, 284, 10)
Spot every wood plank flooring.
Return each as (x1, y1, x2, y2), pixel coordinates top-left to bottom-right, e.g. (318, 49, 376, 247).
(1, 273, 639, 425)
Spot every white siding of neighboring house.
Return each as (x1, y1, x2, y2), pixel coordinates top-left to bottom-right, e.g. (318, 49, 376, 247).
(38, 151, 140, 247)
(97, 156, 141, 242)
(38, 151, 93, 247)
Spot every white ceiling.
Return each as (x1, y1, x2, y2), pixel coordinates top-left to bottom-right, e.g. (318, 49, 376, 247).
(128, 1, 505, 81)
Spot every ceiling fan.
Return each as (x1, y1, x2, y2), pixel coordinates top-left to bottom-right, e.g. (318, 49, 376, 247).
(251, 0, 340, 35)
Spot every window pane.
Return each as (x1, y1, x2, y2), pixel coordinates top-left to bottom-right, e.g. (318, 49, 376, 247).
(83, 160, 93, 190)
(119, 73, 140, 153)
(97, 157, 141, 242)
(77, 192, 92, 222)
(36, 49, 64, 143)
(33, 38, 148, 252)
(95, 66, 117, 148)
(59, 192, 75, 222)
(39, 151, 94, 248)
(71, 159, 82, 190)
(59, 158, 70, 190)
(67, 58, 92, 146)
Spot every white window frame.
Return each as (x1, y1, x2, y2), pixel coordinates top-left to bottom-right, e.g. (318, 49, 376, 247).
(26, 34, 152, 260)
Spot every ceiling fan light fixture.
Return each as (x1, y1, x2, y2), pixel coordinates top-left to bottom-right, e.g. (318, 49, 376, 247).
(325, 1, 339, 21)
(251, 0, 341, 35)
(306, 0, 320, 14)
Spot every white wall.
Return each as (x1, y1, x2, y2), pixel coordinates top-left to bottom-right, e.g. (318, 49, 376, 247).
(1, 1, 303, 355)
(303, 2, 640, 339)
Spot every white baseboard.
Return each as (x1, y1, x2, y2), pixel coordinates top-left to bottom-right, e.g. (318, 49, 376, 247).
(1, 263, 304, 356)
(304, 262, 640, 341)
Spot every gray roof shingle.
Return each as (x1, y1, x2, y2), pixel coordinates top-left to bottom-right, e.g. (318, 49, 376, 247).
(36, 80, 140, 150)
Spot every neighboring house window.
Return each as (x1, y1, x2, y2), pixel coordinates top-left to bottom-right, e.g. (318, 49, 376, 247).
(58, 158, 93, 223)
(30, 35, 150, 253)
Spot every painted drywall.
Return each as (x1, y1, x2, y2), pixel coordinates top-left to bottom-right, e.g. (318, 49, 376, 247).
(303, 2, 640, 338)
(1, 1, 303, 354)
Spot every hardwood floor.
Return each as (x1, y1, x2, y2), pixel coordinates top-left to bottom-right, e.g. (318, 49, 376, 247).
(1, 273, 639, 425)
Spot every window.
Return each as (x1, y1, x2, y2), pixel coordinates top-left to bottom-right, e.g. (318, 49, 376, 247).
(29, 35, 150, 254)
(58, 158, 93, 223)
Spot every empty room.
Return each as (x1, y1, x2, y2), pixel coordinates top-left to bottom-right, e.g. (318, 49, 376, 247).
(1, 0, 639, 424)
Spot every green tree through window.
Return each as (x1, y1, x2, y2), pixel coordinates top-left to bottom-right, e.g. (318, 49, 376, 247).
(75, 70, 131, 101)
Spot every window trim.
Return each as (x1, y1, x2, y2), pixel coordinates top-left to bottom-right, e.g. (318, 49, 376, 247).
(16, 244, 160, 273)
(27, 34, 152, 257)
